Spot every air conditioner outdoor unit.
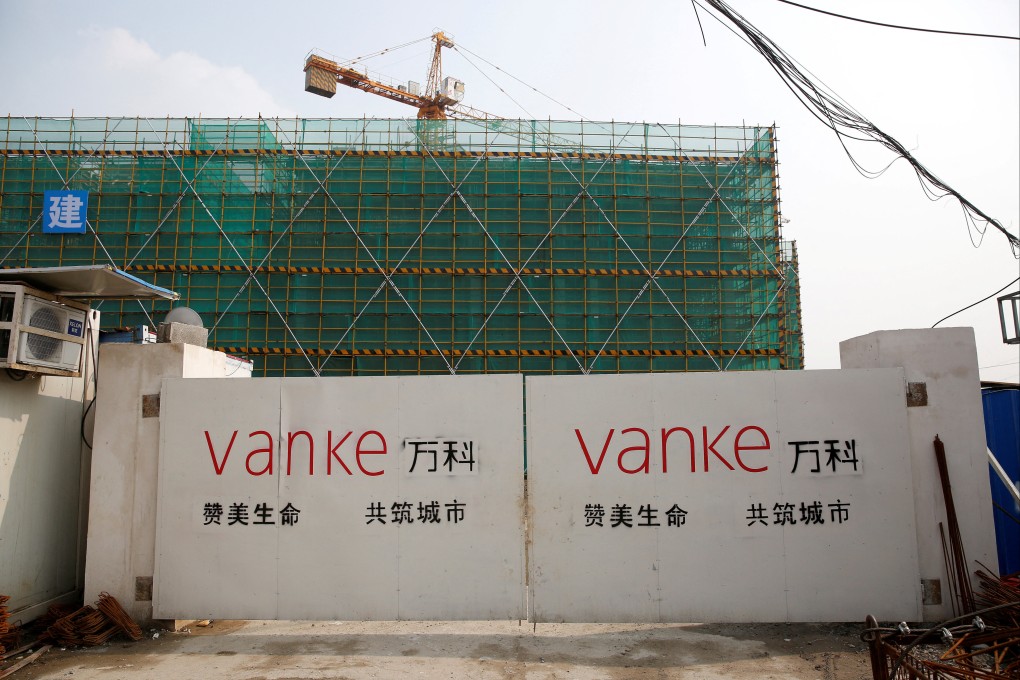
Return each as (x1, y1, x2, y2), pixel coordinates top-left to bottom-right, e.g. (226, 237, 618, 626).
(0, 283, 90, 376)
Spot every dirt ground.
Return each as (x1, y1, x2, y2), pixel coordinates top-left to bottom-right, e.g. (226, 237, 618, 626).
(7, 619, 874, 680)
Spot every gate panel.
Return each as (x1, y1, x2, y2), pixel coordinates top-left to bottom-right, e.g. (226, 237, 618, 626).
(526, 369, 920, 622)
(155, 374, 524, 621)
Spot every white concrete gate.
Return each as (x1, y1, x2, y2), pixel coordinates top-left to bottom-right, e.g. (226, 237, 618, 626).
(526, 369, 920, 622)
(154, 375, 525, 621)
(154, 369, 922, 622)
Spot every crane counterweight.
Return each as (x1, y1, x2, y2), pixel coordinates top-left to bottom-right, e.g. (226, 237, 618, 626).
(304, 55, 338, 98)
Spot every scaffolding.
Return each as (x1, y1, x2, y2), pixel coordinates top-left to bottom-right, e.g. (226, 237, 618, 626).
(0, 116, 803, 376)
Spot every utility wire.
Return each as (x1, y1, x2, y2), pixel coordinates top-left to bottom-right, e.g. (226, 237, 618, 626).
(931, 275, 1019, 328)
(694, 0, 1020, 257)
(691, 1, 708, 46)
(980, 360, 1020, 369)
(773, 0, 1020, 41)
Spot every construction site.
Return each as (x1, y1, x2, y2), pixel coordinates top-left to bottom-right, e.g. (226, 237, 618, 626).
(0, 114, 801, 376)
(1, 7, 1018, 680)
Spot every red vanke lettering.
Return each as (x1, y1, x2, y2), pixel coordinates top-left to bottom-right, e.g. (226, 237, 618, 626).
(576, 425, 771, 474)
(203, 429, 389, 476)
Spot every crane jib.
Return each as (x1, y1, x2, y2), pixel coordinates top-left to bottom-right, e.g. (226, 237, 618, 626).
(305, 31, 471, 121)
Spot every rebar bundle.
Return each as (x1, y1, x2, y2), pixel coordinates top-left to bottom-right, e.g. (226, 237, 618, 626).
(95, 592, 142, 641)
(44, 594, 142, 648)
(0, 594, 9, 655)
(974, 570, 1020, 627)
(45, 605, 104, 647)
(864, 594, 1020, 678)
(36, 604, 76, 629)
(860, 437, 1020, 679)
(935, 436, 975, 615)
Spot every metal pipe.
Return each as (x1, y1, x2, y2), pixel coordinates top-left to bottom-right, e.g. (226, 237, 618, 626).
(988, 447, 1020, 505)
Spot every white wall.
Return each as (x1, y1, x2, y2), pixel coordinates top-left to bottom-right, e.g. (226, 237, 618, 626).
(0, 311, 98, 622)
(526, 369, 920, 623)
(840, 327, 998, 621)
(154, 375, 525, 621)
(77, 327, 996, 625)
(83, 343, 242, 624)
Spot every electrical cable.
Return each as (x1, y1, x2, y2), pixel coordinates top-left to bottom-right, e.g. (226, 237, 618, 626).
(931, 276, 1019, 328)
(697, 0, 1002, 197)
(693, 3, 913, 152)
(994, 501, 1020, 526)
(80, 316, 99, 450)
(980, 360, 1020, 369)
(691, 0, 708, 46)
(772, 0, 1020, 41)
(81, 393, 96, 449)
(693, 0, 1020, 257)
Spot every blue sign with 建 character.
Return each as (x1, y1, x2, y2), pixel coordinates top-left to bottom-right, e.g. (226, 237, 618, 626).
(43, 190, 88, 234)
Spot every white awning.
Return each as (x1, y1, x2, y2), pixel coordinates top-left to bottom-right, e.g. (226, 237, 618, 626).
(0, 265, 179, 300)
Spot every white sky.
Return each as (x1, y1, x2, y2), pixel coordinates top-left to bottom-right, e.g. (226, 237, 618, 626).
(0, 0, 1017, 381)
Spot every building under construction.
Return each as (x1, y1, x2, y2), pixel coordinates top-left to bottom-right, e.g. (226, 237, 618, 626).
(0, 116, 802, 376)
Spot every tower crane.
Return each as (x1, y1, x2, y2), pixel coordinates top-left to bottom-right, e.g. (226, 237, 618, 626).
(304, 31, 495, 121)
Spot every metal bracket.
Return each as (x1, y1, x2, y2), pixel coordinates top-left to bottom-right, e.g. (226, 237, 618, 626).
(906, 382, 928, 407)
(141, 394, 160, 418)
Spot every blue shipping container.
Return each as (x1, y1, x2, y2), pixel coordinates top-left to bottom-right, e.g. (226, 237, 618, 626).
(983, 386, 1020, 576)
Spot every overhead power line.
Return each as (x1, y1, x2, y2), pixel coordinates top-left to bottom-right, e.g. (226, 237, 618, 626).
(694, 0, 1020, 257)
(980, 361, 1020, 370)
(773, 0, 1020, 41)
(931, 276, 1020, 328)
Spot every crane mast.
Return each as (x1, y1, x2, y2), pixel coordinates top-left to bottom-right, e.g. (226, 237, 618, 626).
(421, 31, 454, 118)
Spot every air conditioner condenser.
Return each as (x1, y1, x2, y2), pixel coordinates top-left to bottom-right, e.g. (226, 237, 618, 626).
(16, 295, 88, 372)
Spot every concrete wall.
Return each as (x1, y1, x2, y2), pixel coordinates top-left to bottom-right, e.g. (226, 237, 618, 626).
(840, 327, 998, 621)
(0, 310, 99, 623)
(527, 369, 920, 623)
(77, 327, 996, 625)
(83, 343, 245, 625)
(154, 375, 525, 621)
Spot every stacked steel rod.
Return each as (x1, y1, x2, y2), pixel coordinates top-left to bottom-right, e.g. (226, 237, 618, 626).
(975, 569, 1020, 620)
(0, 595, 9, 655)
(862, 437, 1020, 679)
(44, 593, 142, 648)
(935, 436, 975, 615)
(864, 595, 1020, 678)
(0, 594, 22, 656)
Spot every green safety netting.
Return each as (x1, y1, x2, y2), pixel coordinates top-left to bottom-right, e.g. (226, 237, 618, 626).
(0, 117, 802, 376)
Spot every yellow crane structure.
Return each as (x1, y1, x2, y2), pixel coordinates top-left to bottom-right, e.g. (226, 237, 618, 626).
(304, 31, 494, 121)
